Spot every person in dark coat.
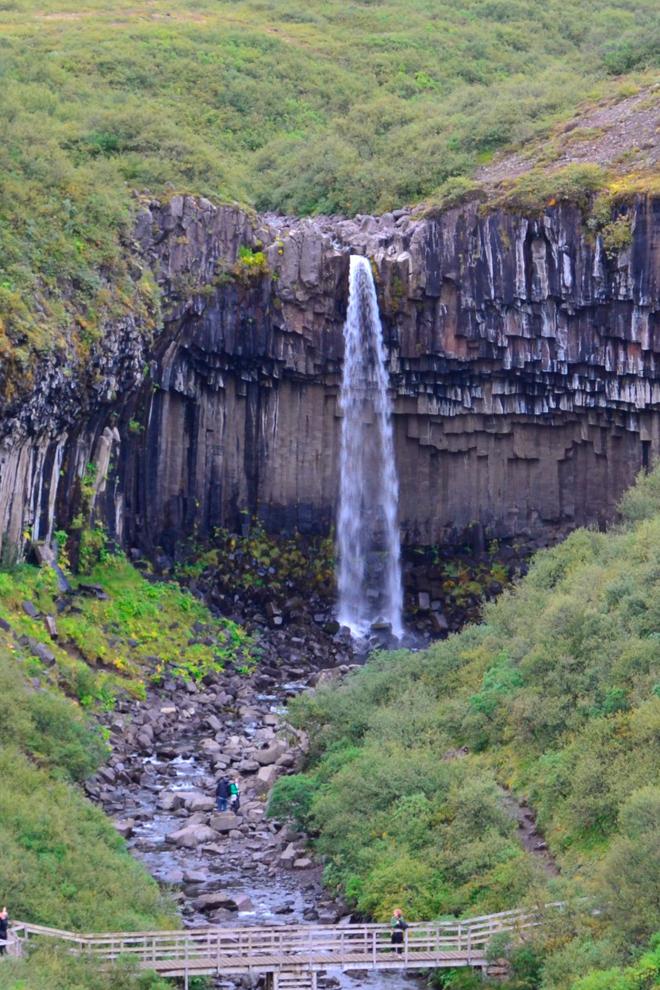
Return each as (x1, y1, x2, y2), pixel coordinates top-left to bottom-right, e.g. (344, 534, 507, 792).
(216, 776, 230, 812)
(0, 906, 9, 956)
(390, 908, 408, 954)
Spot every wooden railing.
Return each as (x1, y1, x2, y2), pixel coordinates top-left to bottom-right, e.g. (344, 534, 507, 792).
(6, 905, 559, 984)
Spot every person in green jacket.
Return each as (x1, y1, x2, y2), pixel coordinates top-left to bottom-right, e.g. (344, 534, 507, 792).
(390, 908, 408, 954)
(229, 778, 240, 813)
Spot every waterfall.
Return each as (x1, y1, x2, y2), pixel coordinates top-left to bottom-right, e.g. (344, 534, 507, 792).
(337, 255, 404, 639)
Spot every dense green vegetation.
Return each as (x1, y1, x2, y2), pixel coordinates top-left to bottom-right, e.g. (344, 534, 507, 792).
(0, 0, 658, 369)
(0, 947, 171, 990)
(270, 467, 660, 988)
(0, 634, 175, 987)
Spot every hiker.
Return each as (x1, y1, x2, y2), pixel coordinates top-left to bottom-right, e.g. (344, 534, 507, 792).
(216, 776, 230, 812)
(229, 778, 240, 813)
(390, 908, 408, 954)
(0, 906, 9, 957)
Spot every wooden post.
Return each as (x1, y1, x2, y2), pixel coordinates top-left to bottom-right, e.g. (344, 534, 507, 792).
(467, 928, 472, 966)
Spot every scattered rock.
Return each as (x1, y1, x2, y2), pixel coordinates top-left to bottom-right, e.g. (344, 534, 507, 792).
(43, 615, 58, 639)
(430, 611, 449, 634)
(254, 743, 285, 766)
(77, 583, 109, 600)
(114, 819, 135, 839)
(182, 869, 207, 883)
(28, 639, 56, 666)
(280, 843, 298, 867)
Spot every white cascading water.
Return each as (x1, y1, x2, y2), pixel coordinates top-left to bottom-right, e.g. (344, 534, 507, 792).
(337, 255, 404, 639)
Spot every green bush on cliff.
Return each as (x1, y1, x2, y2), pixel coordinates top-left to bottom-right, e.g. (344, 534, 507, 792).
(271, 467, 660, 984)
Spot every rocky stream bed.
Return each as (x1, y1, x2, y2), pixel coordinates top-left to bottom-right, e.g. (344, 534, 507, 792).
(85, 627, 425, 990)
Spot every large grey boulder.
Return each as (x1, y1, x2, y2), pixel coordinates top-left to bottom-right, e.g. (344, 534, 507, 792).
(182, 792, 215, 812)
(254, 742, 287, 766)
(194, 891, 254, 913)
(279, 842, 298, 867)
(209, 811, 240, 833)
(253, 765, 279, 794)
(167, 824, 218, 848)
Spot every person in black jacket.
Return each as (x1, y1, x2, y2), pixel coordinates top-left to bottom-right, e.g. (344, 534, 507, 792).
(215, 776, 230, 812)
(0, 906, 9, 956)
(390, 908, 408, 954)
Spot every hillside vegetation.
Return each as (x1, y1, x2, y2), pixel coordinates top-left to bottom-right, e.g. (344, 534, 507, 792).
(270, 467, 660, 988)
(0, 548, 252, 988)
(0, 0, 658, 370)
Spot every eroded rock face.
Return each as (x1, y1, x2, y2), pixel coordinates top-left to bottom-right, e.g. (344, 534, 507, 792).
(0, 195, 658, 555)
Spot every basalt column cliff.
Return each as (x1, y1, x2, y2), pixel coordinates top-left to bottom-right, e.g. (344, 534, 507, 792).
(0, 196, 658, 557)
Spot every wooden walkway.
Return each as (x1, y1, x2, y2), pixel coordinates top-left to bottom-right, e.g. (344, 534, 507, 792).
(7, 906, 553, 988)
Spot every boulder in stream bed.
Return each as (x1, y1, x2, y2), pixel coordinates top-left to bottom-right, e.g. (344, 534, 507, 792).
(253, 764, 280, 794)
(194, 891, 254, 913)
(209, 811, 240, 832)
(167, 824, 218, 848)
(182, 792, 215, 812)
(254, 742, 287, 766)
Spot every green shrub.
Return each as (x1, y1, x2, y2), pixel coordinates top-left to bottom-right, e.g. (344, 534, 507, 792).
(568, 939, 660, 990)
(599, 786, 660, 944)
(0, 648, 106, 781)
(421, 176, 487, 216)
(267, 773, 320, 827)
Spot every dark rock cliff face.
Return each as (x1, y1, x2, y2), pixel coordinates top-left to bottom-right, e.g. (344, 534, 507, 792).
(0, 194, 658, 558)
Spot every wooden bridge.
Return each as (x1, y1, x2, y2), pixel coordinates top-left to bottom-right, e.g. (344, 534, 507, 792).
(6, 907, 552, 988)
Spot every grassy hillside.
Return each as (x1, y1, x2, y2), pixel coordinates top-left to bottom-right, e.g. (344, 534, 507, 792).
(0, 0, 657, 371)
(0, 548, 252, 987)
(0, 632, 173, 988)
(0, 551, 253, 705)
(270, 467, 660, 988)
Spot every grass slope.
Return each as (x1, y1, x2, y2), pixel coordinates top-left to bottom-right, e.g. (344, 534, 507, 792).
(270, 467, 660, 988)
(0, 638, 173, 988)
(0, 0, 657, 368)
(0, 552, 253, 706)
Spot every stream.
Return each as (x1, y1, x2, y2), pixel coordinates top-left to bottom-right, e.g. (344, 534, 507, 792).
(89, 662, 425, 990)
